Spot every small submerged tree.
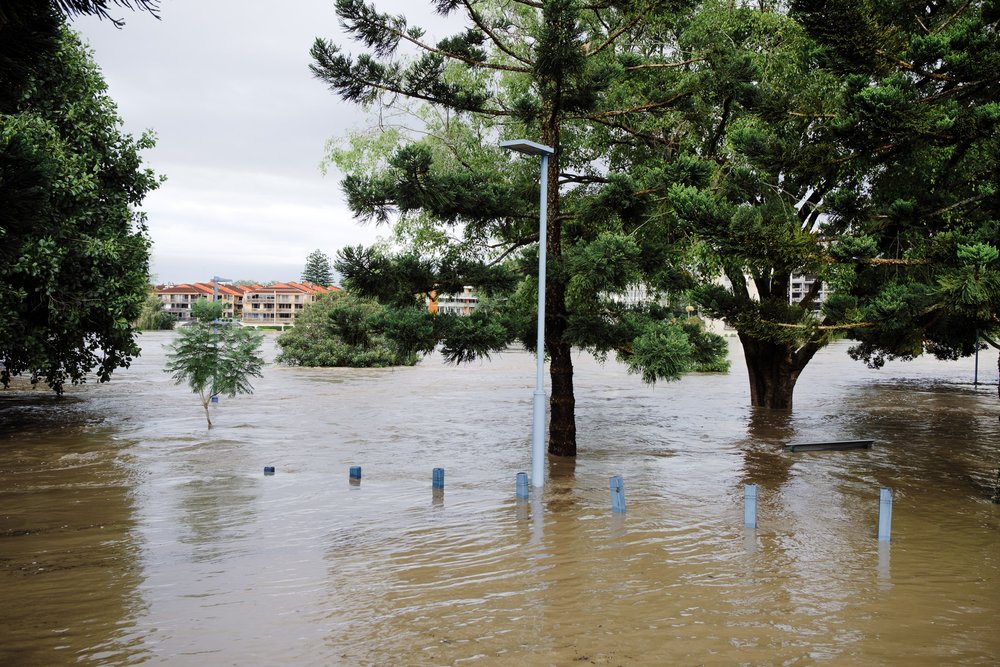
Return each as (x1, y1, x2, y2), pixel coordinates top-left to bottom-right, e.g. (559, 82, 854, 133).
(276, 291, 433, 367)
(165, 299, 265, 427)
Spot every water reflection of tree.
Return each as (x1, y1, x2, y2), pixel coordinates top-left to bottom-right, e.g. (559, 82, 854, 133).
(740, 408, 794, 491)
(176, 474, 257, 562)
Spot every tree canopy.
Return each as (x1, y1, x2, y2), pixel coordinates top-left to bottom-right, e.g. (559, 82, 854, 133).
(315, 0, 999, 430)
(1, 26, 160, 392)
(790, 0, 1000, 373)
(276, 291, 431, 367)
(314, 0, 730, 457)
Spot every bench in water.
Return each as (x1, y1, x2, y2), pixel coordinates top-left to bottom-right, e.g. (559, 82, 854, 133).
(784, 440, 874, 453)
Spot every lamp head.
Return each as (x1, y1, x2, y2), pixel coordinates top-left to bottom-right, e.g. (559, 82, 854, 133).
(500, 139, 554, 156)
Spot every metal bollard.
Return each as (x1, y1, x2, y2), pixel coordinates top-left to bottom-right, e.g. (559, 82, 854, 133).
(432, 468, 445, 490)
(609, 475, 626, 513)
(349, 466, 362, 480)
(263, 466, 275, 475)
(516, 472, 529, 499)
(744, 484, 758, 529)
(878, 487, 893, 542)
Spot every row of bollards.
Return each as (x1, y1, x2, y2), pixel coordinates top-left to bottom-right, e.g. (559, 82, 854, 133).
(262, 465, 894, 540)
(263, 465, 448, 490)
(742, 482, 893, 541)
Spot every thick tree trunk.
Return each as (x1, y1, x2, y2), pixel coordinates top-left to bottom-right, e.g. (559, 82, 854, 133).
(739, 333, 819, 410)
(541, 109, 576, 457)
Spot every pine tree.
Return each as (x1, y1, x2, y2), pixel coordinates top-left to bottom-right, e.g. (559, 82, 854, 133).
(790, 0, 1000, 377)
(312, 0, 726, 457)
(301, 249, 334, 286)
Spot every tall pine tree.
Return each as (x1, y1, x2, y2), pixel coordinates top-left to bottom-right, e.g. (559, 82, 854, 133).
(311, 0, 726, 457)
(301, 249, 335, 286)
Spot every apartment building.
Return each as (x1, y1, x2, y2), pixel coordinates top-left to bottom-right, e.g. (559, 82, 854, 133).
(427, 286, 479, 316)
(155, 281, 338, 326)
(788, 273, 831, 312)
(156, 282, 247, 321)
(240, 282, 339, 327)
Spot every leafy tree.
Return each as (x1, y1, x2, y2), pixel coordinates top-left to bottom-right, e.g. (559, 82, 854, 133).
(1, 1, 160, 112)
(301, 249, 335, 286)
(164, 299, 265, 427)
(789, 0, 1000, 392)
(135, 289, 174, 330)
(613, 3, 863, 410)
(1, 26, 160, 392)
(276, 291, 433, 367)
(313, 0, 727, 457)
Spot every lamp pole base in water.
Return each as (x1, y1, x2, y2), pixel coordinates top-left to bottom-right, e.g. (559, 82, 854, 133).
(531, 390, 546, 488)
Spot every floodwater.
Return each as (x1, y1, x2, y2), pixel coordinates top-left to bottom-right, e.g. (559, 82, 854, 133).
(1, 333, 998, 666)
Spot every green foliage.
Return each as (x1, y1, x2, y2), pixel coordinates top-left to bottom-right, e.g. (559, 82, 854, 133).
(190, 298, 224, 322)
(622, 322, 693, 384)
(275, 292, 429, 367)
(0, 27, 160, 393)
(301, 249, 334, 286)
(135, 290, 174, 330)
(164, 322, 265, 428)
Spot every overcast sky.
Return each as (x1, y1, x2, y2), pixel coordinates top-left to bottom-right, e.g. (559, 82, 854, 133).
(71, 1, 455, 284)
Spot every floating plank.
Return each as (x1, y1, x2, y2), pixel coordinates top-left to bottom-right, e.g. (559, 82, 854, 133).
(784, 440, 874, 453)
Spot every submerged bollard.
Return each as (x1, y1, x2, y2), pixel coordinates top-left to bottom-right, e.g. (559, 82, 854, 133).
(263, 466, 275, 475)
(432, 467, 445, 490)
(516, 472, 529, 499)
(878, 487, 893, 542)
(211, 395, 219, 404)
(744, 484, 758, 529)
(610, 475, 626, 513)
(349, 466, 362, 481)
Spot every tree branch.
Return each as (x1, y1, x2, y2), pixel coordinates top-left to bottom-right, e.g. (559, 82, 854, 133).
(574, 92, 691, 120)
(624, 58, 704, 71)
(586, 2, 655, 58)
(461, 0, 533, 67)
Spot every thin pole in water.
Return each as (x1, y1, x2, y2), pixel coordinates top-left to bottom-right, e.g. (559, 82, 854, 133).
(878, 487, 893, 542)
(610, 476, 626, 513)
(744, 484, 758, 529)
(974, 329, 979, 386)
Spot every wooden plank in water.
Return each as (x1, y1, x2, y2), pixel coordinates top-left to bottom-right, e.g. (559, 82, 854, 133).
(784, 440, 874, 453)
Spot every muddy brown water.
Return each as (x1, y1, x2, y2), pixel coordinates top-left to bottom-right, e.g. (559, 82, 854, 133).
(1, 333, 998, 665)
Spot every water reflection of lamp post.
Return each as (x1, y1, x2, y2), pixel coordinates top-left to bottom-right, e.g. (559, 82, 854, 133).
(501, 139, 555, 489)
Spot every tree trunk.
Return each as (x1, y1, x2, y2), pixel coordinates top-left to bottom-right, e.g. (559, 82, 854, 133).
(739, 333, 819, 410)
(201, 393, 213, 428)
(542, 107, 576, 457)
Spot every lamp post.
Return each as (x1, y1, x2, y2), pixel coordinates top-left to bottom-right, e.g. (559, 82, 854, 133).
(500, 139, 555, 489)
(211, 276, 233, 302)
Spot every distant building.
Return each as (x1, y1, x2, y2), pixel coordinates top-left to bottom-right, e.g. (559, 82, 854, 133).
(154, 281, 339, 327)
(240, 282, 339, 327)
(788, 273, 830, 313)
(427, 286, 479, 316)
(155, 282, 246, 322)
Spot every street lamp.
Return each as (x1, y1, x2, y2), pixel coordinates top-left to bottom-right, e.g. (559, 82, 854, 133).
(500, 138, 555, 489)
(211, 276, 233, 302)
